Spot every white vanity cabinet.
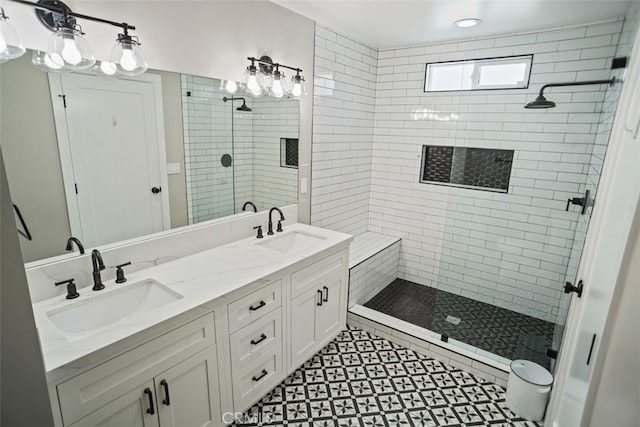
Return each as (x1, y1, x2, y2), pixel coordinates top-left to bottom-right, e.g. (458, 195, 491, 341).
(289, 249, 348, 369)
(55, 313, 221, 427)
(226, 280, 284, 411)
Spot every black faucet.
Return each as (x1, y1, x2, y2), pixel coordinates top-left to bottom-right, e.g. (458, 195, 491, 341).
(267, 207, 285, 235)
(91, 249, 106, 291)
(242, 201, 257, 212)
(65, 237, 85, 254)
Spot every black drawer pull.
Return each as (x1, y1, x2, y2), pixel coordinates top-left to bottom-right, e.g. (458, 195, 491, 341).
(249, 300, 266, 311)
(160, 379, 170, 406)
(322, 285, 329, 302)
(251, 333, 268, 345)
(252, 369, 268, 382)
(317, 289, 323, 306)
(144, 388, 155, 415)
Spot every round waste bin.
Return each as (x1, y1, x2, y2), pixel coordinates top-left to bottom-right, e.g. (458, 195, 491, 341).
(506, 359, 553, 421)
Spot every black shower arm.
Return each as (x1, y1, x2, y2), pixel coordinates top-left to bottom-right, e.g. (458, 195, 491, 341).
(537, 77, 616, 97)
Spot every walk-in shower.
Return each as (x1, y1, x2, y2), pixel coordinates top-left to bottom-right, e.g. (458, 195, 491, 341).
(351, 50, 630, 373)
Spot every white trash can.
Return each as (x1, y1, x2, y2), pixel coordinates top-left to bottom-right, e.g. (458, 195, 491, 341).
(506, 359, 553, 422)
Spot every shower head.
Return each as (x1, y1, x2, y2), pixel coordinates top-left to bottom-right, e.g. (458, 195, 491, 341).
(524, 77, 616, 109)
(524, 95, 556, 109)
(223, 96, 252, 112)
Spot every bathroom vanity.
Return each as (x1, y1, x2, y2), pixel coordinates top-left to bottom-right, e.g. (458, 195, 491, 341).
(31, 223, 352, 426)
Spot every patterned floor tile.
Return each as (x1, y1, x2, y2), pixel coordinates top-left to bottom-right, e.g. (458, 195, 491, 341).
(231, 326, 540, 427)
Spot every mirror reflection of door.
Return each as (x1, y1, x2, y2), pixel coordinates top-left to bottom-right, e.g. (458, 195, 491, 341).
(49, 73, 170, 248)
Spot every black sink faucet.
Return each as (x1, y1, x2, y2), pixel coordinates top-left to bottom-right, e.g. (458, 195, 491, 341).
(91, 249, 106, 291)
(267, 207, 285, 235)
(65, 237, 85, 254)
(242, 201, 257, 212)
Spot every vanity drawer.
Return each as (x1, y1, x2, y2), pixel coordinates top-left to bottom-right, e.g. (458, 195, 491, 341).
(230, 307, 282, 368)
(57, 313, 215, 426)
(232, 348, 283, 412)
(228, 279, 281, 333)
(290, 249, 347, 299)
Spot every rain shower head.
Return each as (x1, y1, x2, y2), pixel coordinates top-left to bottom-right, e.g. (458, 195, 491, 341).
(223, 96, 252, 112)
(524, 95, 556, 109)
(524, 77, 616, 109)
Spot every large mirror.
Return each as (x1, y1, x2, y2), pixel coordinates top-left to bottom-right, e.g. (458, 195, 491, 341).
(0, 52, 299, 263)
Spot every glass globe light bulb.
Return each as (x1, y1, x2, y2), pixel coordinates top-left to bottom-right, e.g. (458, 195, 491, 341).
(120, 48, 137, 71)
(225, 80, 238, 93)
(100, 61, 117, 75)
(61, 37, 82, 65)
(0, 10, 25, 63)
(247, 74, 261, 92)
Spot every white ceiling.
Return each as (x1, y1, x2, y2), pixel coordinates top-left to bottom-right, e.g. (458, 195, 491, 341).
(270, 0, 634, 49)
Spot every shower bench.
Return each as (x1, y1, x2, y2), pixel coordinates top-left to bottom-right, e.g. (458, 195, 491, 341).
(347, 231, 401, 308)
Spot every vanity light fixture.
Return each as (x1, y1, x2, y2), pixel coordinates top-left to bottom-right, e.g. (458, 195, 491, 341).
(453, 18, 482, 28)
(6, 0, 146, 75)
(269, 66, 288, 98)
(242, 56, 305, 99)
(0, 8, 26, 63)
(242, 57, 266, 97)
(109, 24, 147, 76)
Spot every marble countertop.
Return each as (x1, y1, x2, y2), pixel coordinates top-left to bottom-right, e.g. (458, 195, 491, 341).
(32, 223, 352, 374)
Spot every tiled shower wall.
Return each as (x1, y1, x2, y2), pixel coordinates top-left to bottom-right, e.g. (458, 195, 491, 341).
(560, 11, 640, 325)
(252, 97, 299, 211)
(371, 21, 623, 322)
(311, 26, 378, 235)
(312, 20, 627, 323)
(182, 75, 236, 223)
(182, 77, 298, 222)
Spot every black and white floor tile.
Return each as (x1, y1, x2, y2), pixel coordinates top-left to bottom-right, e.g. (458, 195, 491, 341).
(232, 326, 540, 426)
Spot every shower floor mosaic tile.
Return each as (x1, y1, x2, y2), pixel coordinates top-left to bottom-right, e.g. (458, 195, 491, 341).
(231, 326, 539, 426)
(364, 279, 558, 369)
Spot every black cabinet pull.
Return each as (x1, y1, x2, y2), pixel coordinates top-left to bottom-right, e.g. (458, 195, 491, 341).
(249, 300, 266, 311)
(252, 369, 268, 382)
(151, 186, 162, 194)
(322, 285, 329, 302)
(144, 388, 155, 415)
(160, 379, 170, 406)
(251, 333, 268, 345)
(317, 289, 323, 306)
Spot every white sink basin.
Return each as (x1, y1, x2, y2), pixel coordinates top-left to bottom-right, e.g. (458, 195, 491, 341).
(256, 230, 327, 254)
(47, 279, 182, 339)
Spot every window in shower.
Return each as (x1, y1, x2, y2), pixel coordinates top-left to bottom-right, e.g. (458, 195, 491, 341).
(424, 55, 533, 92)
(281, 138, 298, 168)
(420, 146, 514, 192)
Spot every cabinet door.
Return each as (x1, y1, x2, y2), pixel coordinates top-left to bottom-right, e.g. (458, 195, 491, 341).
(316, 276, 344, 342)
(69, 381, 159, 427)
(290, 287, 322, 368)
(156, 347, 221, 427)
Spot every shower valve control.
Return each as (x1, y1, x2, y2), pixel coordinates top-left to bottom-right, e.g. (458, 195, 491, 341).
(566, 189, 590, 215)
(564, 280, 584, 298)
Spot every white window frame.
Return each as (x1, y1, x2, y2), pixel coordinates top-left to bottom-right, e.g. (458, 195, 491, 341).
(424, 55, 533, 92)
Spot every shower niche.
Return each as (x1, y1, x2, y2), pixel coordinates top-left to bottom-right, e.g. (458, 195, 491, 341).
(420, 145, 514, 192)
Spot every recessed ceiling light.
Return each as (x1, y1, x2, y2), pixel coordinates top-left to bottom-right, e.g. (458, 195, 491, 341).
(453, 18, 482, 28)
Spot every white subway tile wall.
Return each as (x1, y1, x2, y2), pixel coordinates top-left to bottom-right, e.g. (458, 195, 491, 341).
(560, 13, 640, 327)
(312, 26, 379, 235)
(251, 97, 299, 211)
(348, 232, 401, 307)
(182, 75, 239, 223)
(182, 77, 299, 222)
(313, 21, 626, 323)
